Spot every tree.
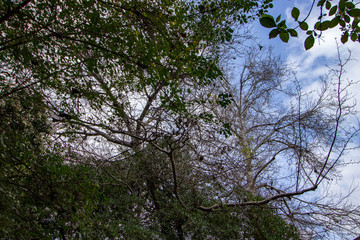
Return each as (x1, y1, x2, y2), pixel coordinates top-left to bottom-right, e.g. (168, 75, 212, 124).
(1, 0, 359, 239)
(0, 0, 268, 105)
(2, 0, 297, 239)
(0, 89, 108, 239)
(189, 46, 360, 238)
(0, 88, 298, 239)
(260, 0, 360, 50)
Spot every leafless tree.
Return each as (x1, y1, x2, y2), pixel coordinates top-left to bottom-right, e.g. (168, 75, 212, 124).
(189, 46, 360, 238)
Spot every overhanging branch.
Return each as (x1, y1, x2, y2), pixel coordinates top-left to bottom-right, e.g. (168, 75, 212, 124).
(196, 185, 318, 212)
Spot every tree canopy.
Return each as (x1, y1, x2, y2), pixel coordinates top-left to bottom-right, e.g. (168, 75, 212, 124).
(1, 0, 360, 239)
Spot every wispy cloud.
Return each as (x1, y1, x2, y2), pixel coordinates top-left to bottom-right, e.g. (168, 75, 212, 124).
(280, 0, 360, 203)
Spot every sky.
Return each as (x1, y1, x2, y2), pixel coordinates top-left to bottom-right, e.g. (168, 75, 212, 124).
(251, 0, 360, 206)
(248, 0, 360, 221)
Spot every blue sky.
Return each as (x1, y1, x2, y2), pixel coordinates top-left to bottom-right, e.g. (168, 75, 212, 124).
(252, 0, 360, 210)
(226, 2, 360, 236)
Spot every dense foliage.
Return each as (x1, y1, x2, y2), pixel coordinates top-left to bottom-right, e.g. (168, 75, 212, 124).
(1, 0, 359, 239)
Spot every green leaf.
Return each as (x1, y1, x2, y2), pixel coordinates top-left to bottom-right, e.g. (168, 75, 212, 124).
(276, 14, 281, 23)
(317, 0, 325, 7)
(344, 14, 351, 23)
(329, 16, 340, 28)
(348, 9, 360, 17)
(352, 18, 359, 29)
(269, 29, 280, 39)
(346, 2, 355, 9)
(306, 30, 313, 35)
(339, 0, 346, 11)
(316, 20, 331, 31)
(329, 5, 337, 16)
(291, 7, 300, 21)
(340, 19, 346, 27)
(299, 21, 309, 30)
(260, 15, 276, 28)
(314, 21, 321, 30)
(277, 20, 287, 29)
(225, 32, 232, 41)
(288, 29, 298, 37)
(326, 1, 331, 10)
(280, 31, 290, 42)
(351, 33, 358, 41)
(341, 32, 349, 43)
(304, 35, 315, 50)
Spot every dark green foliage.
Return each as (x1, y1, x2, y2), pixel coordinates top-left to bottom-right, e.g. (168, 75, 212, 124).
(260, 14, 277, 28)
(0, 92, 300, 239)
(305, 35, 315, 50)
(0, 0, 302, 239)
(0, 91, 108, 239)
(0, 0, 264, 115)
(260, 0, 360, 50)
(91, 141, 300, 239)
(291, 7, 300, 21)
(242, 196, 300, 240)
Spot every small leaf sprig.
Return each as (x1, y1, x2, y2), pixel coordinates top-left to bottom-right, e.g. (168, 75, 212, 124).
(260, 0, 360, 50)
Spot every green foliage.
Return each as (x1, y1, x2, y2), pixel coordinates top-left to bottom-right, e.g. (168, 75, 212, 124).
(260, 14, 277, 28)
(0, 0, 265, 114)
(292, 7, 300, 21)
(300, 21, 309, 31)
(0, 91, 101, 239)
(0, 0, 303, 239)
(305, 35, 315, 50)
(260, 0, 360, 50)
(0, 83, 300, 240)
(260, 12, 300, 43)
(243, 205, 300, 240)
(280, 31, 290, 43)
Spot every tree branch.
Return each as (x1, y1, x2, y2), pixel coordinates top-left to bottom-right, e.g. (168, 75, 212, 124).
(196, 185, 317, 212)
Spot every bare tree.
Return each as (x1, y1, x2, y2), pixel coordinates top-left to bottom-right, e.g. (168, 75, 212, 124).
(190, 46, 360, 238)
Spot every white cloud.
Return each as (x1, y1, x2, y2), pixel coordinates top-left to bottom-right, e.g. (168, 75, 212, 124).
(279, 0, 360, 211)
(329, 144, 360, 203)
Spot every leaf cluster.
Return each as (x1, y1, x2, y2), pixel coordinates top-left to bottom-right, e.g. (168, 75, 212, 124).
(260, 0, 360, 50)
